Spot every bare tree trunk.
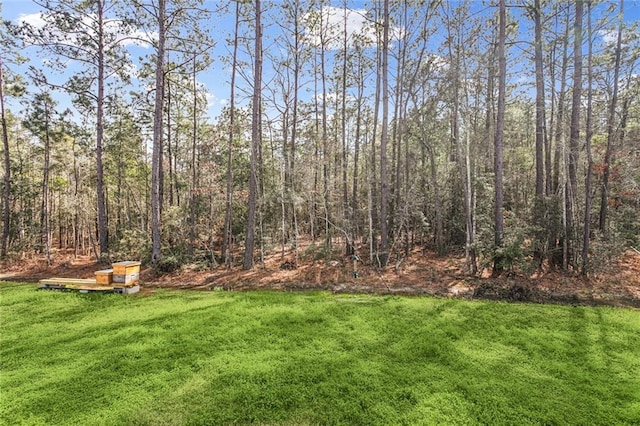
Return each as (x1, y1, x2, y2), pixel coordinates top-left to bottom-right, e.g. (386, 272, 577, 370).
(547, 6, 570, 269)
(72, 136, 79, 258)
(531, 0, 550, 267)
(582, 1, 594, 276)
(533, 0, 546, 197)
(352, 51, 363, 249)
(378, 0, 390, 267)
(320, 10, 330, 249)
(341, 3, 350, 255)
(311, 50, 319, 243)
(444, 2, 476, 271)
(151, 0, 166, 264)
(115, 116, 124, 239)
(290, 0, 300, 257)
(188, 52, 198, 257)
(42, 98, 51, 266)
(598, 0, 623, 237)
(223, 1, 240, 267)
(96, 0, 108, 258)
(281, 115, 289, 259)
(552, 11, 570, 194)
(0, 57, 10, 258)
(166, 75, 174, 207)
(567, 0, 583, 270)
(426, 140, 443, 255)
(492, 0, 506, 277)
(243, 0, 262, 270)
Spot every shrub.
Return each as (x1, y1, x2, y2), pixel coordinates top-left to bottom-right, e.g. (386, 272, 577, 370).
(155, 254, 183, 273)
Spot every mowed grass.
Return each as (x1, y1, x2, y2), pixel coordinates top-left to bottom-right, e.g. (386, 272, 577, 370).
(1, 283, 639, 425)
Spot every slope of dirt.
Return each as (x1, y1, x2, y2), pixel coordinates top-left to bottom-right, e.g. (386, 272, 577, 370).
(2, 247, 639, 308)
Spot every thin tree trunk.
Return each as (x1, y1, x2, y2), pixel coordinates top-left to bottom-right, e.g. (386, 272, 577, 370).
(243, 0, 262, 270)
(378, 0, 390, 267)
(151, 0, 166, 264)
(598, 0, 623, 236)
(533, 0, 546, 197)
(42, 98, 51, 266)
(281, 114, 289, 259)
(553, 11, 570, 194)
(341, 3, 350, 255)
(370, 39, 380, 257)
(310, 44, 319, 243)
(116, 117, 124, 238)
(188, 52, 198, 257)
(96, 0, 108, 258)
(72, 136, 79, 258)
(582, 1, 594, 276)
(290, 0, 300, 256)
(352, 51, 363, 249)
(567, 0, 583, 270)
(492, 0, 506, 277)
(0, 56, 10, 258)
(320, 10, 330, 249)
(166, 75, 174, 206)
(223, 1, 240, 267)
(531, 0, 550, 267)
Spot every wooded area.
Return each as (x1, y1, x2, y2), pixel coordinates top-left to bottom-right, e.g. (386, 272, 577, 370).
(0, 0, 638, 276)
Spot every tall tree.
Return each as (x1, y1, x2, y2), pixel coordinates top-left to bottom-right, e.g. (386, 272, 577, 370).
(529, 0, 551, 268)
(287, 0, 301, 257)
(582, 0, 594, 276)
(492, 0, 506, 276)
(551, 6, 570, 194)
(598, 0, 624, 236)
(566, 0, 583, 269)
(150, 0, 166, 264)
(0, 56, 10, 258)
(24, 92, 57, 266)
(222, 0, 241, 267)
(187, 52, 199, 256)
(243, 0, 262, 270)
(378, 0, 390, 267)
(15, 0, 135, 258)
(531, 0, 546, 197)
(340, 2, 350, 254)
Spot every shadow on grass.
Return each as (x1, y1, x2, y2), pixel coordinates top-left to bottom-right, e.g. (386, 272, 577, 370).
(1, 285, 639, 425)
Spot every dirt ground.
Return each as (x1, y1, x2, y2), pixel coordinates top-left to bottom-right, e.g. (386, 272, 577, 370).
(2, 245, 639, 308)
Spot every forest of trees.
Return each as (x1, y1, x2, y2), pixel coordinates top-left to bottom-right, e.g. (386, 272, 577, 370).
(0, 0, 638, 276)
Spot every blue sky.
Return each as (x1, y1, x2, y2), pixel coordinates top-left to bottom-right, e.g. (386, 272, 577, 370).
(2, 0, 640, 123)
(2, 0, 389, 121)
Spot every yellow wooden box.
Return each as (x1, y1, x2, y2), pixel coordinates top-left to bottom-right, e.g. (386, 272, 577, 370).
(95, 269, 113, 285)
(112, 261, 141, 285)
(112, 261, 141, 276)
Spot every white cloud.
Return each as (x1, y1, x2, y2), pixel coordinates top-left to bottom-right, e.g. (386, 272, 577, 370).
(118, 62, 139, 81)
(206, 91, 217, 109)
(598, 27, 638, 49)
(302, 6, 402, 50)
(15, 11, 155, 49)
(205, 91, 228, 109)
(599, 29, 618, 46)
(16, 12, 46, 28)
(120, 29, 157, 48)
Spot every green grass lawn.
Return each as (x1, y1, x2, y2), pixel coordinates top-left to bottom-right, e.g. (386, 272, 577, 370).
(1, 282, 639, 425)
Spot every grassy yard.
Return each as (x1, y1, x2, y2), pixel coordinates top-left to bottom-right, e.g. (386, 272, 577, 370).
(1, 283, 639, 425)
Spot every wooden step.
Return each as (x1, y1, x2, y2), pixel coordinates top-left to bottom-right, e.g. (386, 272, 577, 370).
(40, 278, 97, 286)
(39, 278, 137, 288)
